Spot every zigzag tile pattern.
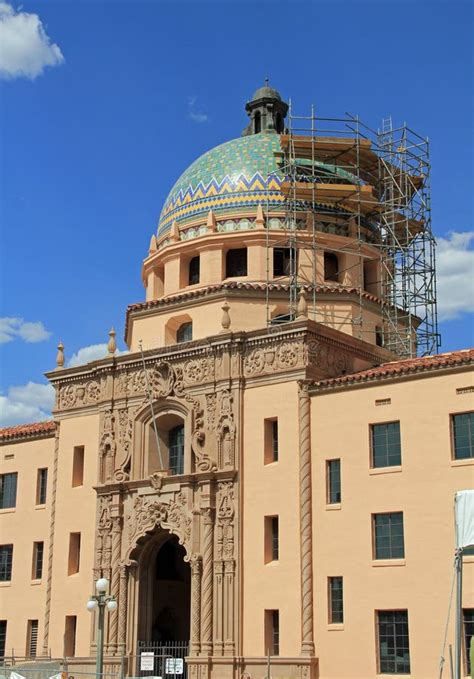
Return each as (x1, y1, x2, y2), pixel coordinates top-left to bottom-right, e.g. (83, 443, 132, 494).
(158, 134, 285, 235)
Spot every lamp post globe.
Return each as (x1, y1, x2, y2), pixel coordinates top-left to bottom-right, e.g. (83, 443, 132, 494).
(96, 577, 109, 593)
(87, 599, 98, 612)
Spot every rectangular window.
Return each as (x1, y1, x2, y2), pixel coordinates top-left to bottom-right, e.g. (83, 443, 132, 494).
(264, 610, 279, 656)
(328, 577, 343, 624)
(64, 616, 77, 657)
(463, 609, 474, 675)
(373, 512, 405, 559)
(264, 516, 279, 563)
(32, 541, 44, 580)
(371, 422, 401, 468)
(72, 446, 85, 487)
(264, 418, 279, 464)
(36, 468, 48, 505)
(273, 247, 295, 277)
(326, 459, 341, 504)
(377, 610, 410, 674)
(0, 621, 6, 658)
(0, 473, 18, 509)
(67, 533, 81, 575)
(452, 412, 474, 459)
(226, 248, 247, 278)
(0, 545, 13, 581)
(26, 620, 38, 657)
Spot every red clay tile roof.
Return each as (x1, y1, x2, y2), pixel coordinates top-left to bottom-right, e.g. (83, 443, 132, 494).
(312, 348, 474, 390)
(0, 420, 56, 442)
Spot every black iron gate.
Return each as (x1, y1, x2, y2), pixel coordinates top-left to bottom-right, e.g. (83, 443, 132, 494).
(137, 641, 189, 679)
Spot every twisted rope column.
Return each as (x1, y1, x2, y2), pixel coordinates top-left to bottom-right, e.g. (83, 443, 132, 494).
(118, 564, 128, 654)
(298, 381, 315, 656)
(200, 509, 214, 656)
(107, 516, 122, 653)
(190, 555, 202, 655)
(42, 425, 60, 655)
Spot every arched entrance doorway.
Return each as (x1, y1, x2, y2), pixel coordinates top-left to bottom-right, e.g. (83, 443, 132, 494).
(137, 533, 191, 676)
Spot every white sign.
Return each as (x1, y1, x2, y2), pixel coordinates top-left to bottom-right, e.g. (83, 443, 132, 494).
(165, 658, 183, 675)
(140, 652, 155, 671)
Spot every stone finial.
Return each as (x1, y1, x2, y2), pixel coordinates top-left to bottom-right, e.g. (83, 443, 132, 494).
(107, 327, 117, 356)
(221, 303, 231, 331)
(206, 209, 217, 233)
(256, 204, 265, 229)
(148, 234, 157, 254)
(56, 341, 65, 369)
(170, 220, 180, 243)
(297, 290, 308, 320)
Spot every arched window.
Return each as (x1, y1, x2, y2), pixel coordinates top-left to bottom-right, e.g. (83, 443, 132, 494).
(188, 256, 200, 285)
(324, 252, 339, 282)
(146, 413, 187, 477)
(275, 112, 283, 133)
(177, 322, 192, 343)
(226, 248, 248, 277)
(168, 425, 184, 475)
(254, 111, 262, 134)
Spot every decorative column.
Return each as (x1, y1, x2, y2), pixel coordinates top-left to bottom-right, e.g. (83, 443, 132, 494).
(118, 564, 128, 654)
(298, 381, 315, 656)
(200, 509, 214, 656)
(107, 516, 122, 653)
(223, 559, 235, 656)
(42, 425, 60, 655)
(190, 555, 202, 655)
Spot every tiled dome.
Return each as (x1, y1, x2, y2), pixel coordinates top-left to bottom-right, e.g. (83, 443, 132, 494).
(157, 134, 285, 238)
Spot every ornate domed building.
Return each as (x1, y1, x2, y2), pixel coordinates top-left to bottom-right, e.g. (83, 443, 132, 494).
(0, 86, 472, 679)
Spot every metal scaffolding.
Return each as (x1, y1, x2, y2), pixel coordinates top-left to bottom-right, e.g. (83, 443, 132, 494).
(264, 102, 440, 358)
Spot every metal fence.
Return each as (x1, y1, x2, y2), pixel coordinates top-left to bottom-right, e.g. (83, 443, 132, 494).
(0, 660, 121, 679)
(136, 642, 189, 679)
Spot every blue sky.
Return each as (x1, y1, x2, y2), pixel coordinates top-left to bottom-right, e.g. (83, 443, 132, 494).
(0, 0, 473, 425)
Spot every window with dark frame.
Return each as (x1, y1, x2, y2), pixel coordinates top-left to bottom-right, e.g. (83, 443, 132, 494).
(273, 247, 295, 277)
(72, 446, 85, 487)
(328, 577, 343, 624)
(36, 468, 48, 505)
(67, 533, 81, 575)
(26, 619, 38, 657)
(264, 609, 279, 656)
(463, 609, 474, 675)
(0, 545, 13, 581)
(169, 425, 185, 475)
(177, 322, 193, 344)
(271, 516, 279, 561)
(371, 422, 401, 468)
(377, 610, 411, 674)
(64, 616, 77, 657)
(452, 412, 474, 459)
(0, 621, 6, 659)
(188, 256, 200, 285)
(226, 248, 248, 277)
(324, 252, 339, 282)
(326, 459, 341, 504)
(264, 418, 279, 464)
(32, 542, 44, 580)
(373, 512, 405, 559)
(0, 473, 18, 509)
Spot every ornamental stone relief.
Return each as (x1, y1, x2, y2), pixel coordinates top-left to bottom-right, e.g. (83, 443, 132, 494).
(216, 481, 235, 561)
(114, 405, 138, 482)
(58, 379, 101, 409)
(243, 340, 304, 377)
(126, 492, 192, 558)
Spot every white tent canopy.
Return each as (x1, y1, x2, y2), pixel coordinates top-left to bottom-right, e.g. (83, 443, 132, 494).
(455, 489, 474, 549)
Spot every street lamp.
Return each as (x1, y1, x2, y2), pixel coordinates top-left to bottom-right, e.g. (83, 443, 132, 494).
(87, 577, 117, 679)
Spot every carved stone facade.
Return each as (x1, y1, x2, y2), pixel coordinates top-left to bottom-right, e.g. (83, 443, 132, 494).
(45, 321, 380, 679)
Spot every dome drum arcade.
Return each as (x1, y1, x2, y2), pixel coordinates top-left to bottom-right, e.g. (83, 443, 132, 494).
(136, 84, 404, 355)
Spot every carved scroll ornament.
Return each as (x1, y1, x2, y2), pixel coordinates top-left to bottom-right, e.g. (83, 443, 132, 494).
(126, 492, 192, 558)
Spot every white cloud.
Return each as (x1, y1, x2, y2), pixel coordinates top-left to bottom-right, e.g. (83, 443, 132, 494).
(437, 231, 474, 321)
(0, 381, 54, 426)
(67, 343, 128, 367)
(0, 1, 64, 80)
(0, 317, 51, 344)
(68, 343, 109, 367)
(187, 95, 208, 123)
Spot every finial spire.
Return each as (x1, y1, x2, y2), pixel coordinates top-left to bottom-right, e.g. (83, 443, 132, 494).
(107, 327, 117, 356)
(56, 341, 65, 369)
(264, 77, 269, 87)
(221, 303, 231, 332)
